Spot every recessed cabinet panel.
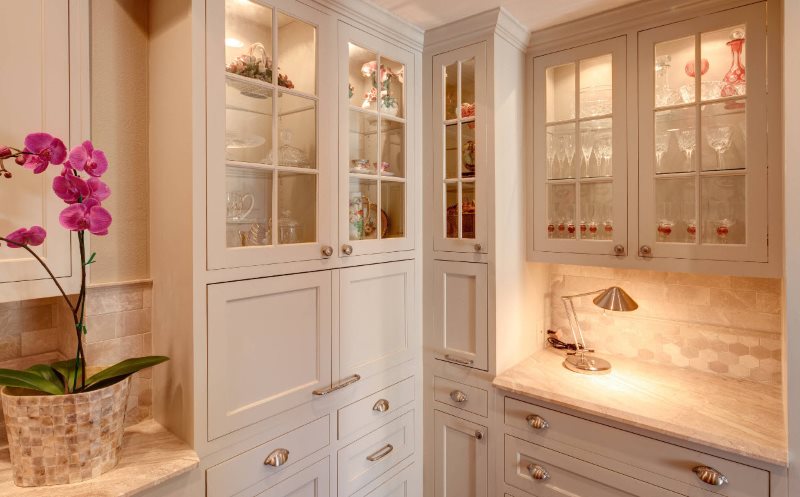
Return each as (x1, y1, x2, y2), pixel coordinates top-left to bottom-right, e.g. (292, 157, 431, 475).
(432, 261, 488, 371)
(350, 462, 417, 497)
(434, 411, 487, 497)
(207, 272, 332, 440)
(255, 458, 330, 497)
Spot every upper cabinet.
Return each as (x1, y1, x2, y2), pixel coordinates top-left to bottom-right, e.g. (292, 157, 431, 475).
(432, 43, 488, 255)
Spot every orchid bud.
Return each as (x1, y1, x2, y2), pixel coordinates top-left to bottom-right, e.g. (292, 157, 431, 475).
(0, 147, 11, 159)
(15, 155, 27, 165)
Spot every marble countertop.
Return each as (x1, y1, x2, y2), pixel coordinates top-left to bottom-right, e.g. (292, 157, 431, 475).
(493, 349, 787, 467)
(0, 420, 199, 496)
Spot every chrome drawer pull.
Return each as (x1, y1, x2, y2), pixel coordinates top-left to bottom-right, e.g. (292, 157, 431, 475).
(527, 464, 550, 481)
(366, 444, 394, 462)
(526, 414, 549, 430)
(312, 374, 361, 396)
(264, 448, 289, 467)
(372, 399, 390, 412)
(443, 354, 474, 366)
(693, 466, 728, 486)
(450, 390, 468, 403)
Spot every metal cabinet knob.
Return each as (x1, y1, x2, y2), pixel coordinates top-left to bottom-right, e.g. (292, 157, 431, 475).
(613, 244, 625, 256)
(264, 448, 289, 467)
(473, 430, 483, 440)
(474, 243, 482, 252)
(372, 399, 390, 412)
(321, 245, 333, 257)
(342, 244, 353, 255)
(693, 466, 728, 486)
(450, 390, 468, 403)
(639, 245, 652, 257)
(525, 414, 549, 430)
(527, 464, 550, 481)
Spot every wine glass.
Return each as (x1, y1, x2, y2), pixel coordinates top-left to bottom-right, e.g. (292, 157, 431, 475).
(595, 134, 612, 177)
(714, 218, 735, 243)
(560, 134, 575, 178)
(546, 133, 556, 178)
(657, 201, 675, 241)
(580, 130, 595, 177)
(677, 129, 696, 170)
(547, 218, 556, 238)
(682, 197, 696, 243)
(706, 126, 733, 169)
(555, 136, 567, 178)
(655, 133, 670, 173)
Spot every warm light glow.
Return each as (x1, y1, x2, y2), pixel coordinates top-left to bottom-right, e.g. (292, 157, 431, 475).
(225, 38, 244, 48)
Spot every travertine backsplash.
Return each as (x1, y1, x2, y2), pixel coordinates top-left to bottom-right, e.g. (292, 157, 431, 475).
(0, 282, 153, 446)
(548, 264, 783, 385)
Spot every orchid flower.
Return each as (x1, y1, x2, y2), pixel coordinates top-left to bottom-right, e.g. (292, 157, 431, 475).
(87, 177, 111, 202)
(59, 198, 112, 235)
(52, 173, 90, 204)
(20, 133, 67, 174)
(68, 141, 108, 177)
(3, 226, 46, 248)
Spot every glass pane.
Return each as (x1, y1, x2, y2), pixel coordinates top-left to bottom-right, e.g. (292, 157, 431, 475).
(545, 63, 575, 122)
(702, 25, 746, 99)
(579, 54, 612, 118)
(580, 182, 613, 241)
(381, 181, 405, 239)
(349, 110, 377, 173)
(381, 120, 404, 178)
(655, 177, 696, 244)
(654, 36, 694, 107)
(461, 58, 475, 119)
(445, 63, 457, 120)
(461, 182, 476, 239)
(349, 178, 378, 240)
(380, 56, 405, 119)
(701, 175, 745, 245)
(348, 44, 377, 109)
(276, 92, 316, 169)
(547, 123, 577, 179)
(655, 108, 695, 174)
(445, 182, 459, 238)
(579, 119, 611, 178)
(226, 86, 272, 163)
(226, 165, 273, 248)
(461, 122, 476, 178)
(276, 12, 315, 94)
(547, 183, 576, 239)
(445, 124, 458, 179)
(225, 0, 273, 84)
(277, 172, 316, 244)
(701, 100, 746, 171)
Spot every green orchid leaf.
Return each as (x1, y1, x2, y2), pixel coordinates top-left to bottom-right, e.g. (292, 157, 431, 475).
(83, 356, 169, 392)
(26, 364, 65, 392)
(0, 369, 64, 395)
(51, 359, 80, 393)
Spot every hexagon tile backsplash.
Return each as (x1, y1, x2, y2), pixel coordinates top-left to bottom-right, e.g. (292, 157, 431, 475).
(548, 264, 783, 385)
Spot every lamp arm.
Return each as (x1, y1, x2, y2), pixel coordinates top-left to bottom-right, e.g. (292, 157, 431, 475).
(562, 288, 607, 299)
(562, 296, 588, 352)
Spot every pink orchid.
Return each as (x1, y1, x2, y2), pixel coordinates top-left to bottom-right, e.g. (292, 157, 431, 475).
(21, 133, 67, 174)
(52, 173, 90, 204)
(68, 141, 108, 177)
(87, 177, 111, 202)
(59, 198, 112, 235)
(0, 146, 12, 159)
(4, 226, 47, 248)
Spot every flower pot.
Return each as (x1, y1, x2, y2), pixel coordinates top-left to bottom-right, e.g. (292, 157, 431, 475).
(1, 375, 131, 487)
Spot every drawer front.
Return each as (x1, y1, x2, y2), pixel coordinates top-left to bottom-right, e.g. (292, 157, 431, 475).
(433, 376, 488, 417)
(254, 458, 330, 497)
(505, 435, 683, 497)
(505, 397, 769, 497)
(207, 416, 330, 497)
(338, 377, 415, 440)
(350, 462, 418, 497)
(338, 410, 415, 496)
(433, 410, 488, 497)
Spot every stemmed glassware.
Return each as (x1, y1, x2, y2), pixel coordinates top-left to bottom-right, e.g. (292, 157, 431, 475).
(581, 130, 595, 177)
(595, 134, 612, 177)
(657, 201, 675, 241)
(560, 134, 576, 178)
(677, 129, 696, 170)
(706, 126, 732, 169)
(655, 132, 670, 172)
(546, 133, 556, 178)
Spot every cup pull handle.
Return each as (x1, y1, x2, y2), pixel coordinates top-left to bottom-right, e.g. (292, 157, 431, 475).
(372, 399, 390, 412)
(526, 414, 550, 430)
(693, 465, 728, 486)
(450, 390, 468, 403)
(264, 448, 289, 467)
(527, 463, 550, 481)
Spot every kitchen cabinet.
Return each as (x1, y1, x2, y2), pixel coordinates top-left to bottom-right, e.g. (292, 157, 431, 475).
(433, 410, 488, 497)
(350, 462, 417, 497)
(255, 458, 330, 497)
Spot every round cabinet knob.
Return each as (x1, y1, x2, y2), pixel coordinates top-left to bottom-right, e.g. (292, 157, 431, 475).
(450, 390, 468, 403)
(525, 414, 550, 430)
(473, 430, 483, 440)
(264, 448, 289, 467)
(474, 243, 482, 252)
(321, 245, 333, 257)
(372, 399, 390, 412)
(342, 244, 353, 256)
(527, 464, 550, 481)
(693, 466, 728, 486)
(639, 245, 652, 257)
(613, 244, 625, 256)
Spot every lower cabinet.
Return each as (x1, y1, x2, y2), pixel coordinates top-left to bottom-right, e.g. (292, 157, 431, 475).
(350, 462, 418, 497)
(433, 410, 488, 497)
(255, 458, 331, 497)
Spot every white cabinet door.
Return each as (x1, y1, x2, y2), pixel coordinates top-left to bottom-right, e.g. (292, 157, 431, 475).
(255, 458, 330, 497)
(433, 410, 487, 497)
(432, 43, 488, 255)
(207, 271, 332, 440)
(337, 260, 415, 380)
(350, 462, 418, 497)
(0, 0, 85, 302)
(432, 260, 488, 371)
(531, 36, 628, 257)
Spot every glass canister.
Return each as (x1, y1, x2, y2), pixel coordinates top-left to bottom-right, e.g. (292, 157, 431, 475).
(278, 209, 303, 244)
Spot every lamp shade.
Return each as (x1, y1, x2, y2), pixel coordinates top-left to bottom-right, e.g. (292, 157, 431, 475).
(592, 286, 638, 312)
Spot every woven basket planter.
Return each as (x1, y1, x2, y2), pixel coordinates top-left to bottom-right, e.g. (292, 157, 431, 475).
(1, 375, 131, 487)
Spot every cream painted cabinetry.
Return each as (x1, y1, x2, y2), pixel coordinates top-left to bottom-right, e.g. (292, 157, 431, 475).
(433, 410, 488, 497)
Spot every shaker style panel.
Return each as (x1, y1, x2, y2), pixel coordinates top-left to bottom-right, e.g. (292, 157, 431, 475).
(432, 260, 488, 371)
(207, 0, 337, 269)
(337, 376, 415, 441)
(350, 461, 417, 497)
(433, 410, 488, 497)
(254, 458, 330, 497)
(207, 271, 332, 440)
(637, 3, 768, 263)
(339, 23, 415, 257)
(433, 376, 488, 418)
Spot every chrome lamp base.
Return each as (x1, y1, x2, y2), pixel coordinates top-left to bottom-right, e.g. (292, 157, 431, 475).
(563, 353, 612, 375)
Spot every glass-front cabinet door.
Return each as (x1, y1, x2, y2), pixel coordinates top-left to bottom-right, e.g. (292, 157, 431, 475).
(338, 23, 414, 257)
(433, 43, 488, 254)
(532, 37, 627, 256)
(638, 3, 767, 262)
(207, 0, 335, 269)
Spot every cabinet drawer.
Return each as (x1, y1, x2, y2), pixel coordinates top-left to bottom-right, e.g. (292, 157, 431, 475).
(505, 397, 769, 497)
(433, 376, 488, 417)
(350, 462, 417, 497)
(505, 435, 683, 497)
(207, 416, 330, 497)
(254, 457, 330, 497)
(338, 410, 415, 496)
(338, 377, 415, 440)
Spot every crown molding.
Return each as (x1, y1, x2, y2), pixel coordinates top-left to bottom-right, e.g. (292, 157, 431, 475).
(496, 6, 529, 51)
(424, 7, 529, 54)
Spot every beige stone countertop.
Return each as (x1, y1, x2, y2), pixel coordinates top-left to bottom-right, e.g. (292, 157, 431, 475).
(493, 348, 787, 467)
(0, 419, 199, 496)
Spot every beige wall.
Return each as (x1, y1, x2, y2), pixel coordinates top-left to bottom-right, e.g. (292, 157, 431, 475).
(89, 0, 150, 284)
